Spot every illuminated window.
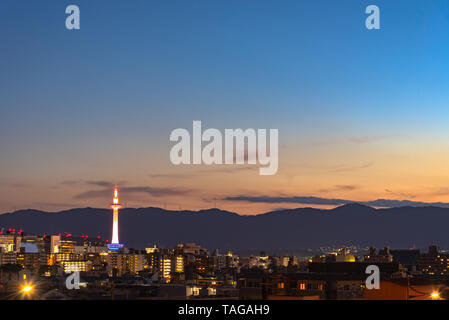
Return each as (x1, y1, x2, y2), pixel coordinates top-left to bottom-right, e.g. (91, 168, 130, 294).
(299, 283, 305, 290)
(278, 282, 284, 289)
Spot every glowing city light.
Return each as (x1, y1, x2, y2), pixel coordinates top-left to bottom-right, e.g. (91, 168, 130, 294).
(431, 291, 440, 299)
(21, 285, 33, 293)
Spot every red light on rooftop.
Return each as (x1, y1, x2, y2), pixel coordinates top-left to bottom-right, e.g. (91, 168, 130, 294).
(97, 235, 101, 239)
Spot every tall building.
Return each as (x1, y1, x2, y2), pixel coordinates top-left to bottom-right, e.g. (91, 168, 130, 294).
(103, 253, 146, 276)
(364, 246, 393, 263)
(111, 186, 121, 244)
(175, 255, 184, 273)
(419, 245, 449, 276)
(62, 260, 92, 273)
(0, 232, 21, 253)
(159, 256, 172, 282)
(108, 186, 124, 251)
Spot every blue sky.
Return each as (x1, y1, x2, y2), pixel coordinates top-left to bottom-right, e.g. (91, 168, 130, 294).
(1, 0, 449, 213)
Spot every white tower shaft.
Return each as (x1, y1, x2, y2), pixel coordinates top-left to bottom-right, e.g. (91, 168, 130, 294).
(110, 186, 122, 245)
(112, 207, 119, 244)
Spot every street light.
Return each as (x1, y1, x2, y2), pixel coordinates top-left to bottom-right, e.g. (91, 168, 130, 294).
(431, 291, 440, 300)
(21, 285, 33, 293)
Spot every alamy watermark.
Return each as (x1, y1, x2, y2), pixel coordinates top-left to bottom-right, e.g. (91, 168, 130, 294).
(169, 121, 279, 175)
(365, 5, 380, 30)
(365, 265, 380, 289)
(65, 271, 80, 290)
(65, 5, 80, 30)
(64, 4, 379, 31)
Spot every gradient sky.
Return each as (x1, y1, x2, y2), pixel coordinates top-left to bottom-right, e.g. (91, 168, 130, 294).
(1, 0, 449, 214)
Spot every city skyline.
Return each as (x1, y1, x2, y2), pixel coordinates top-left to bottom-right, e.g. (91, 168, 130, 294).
(0, 223, 448, 301)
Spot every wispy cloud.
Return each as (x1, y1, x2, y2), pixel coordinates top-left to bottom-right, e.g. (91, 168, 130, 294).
(299, 134, 399, 148)
(61, 180, 118, 187)
(149, 173, 193, 179)
(349, 135, 393, 144)
(318, 185, 358, 193)
(85, 180, 114, 187)
(328, 162, 374, 173)
(384, 188, 416, 199)
(426, 188, 449, 197)
(1, 182, 33, 188)
(222, 195, 449, 208)
(61, 180, 78, 186)
(33, 202, 79, 208)
(198, 166, 255, 174)
(74, 186, 192, 200)
(149, 166, 255, 179)
(293, 162, 374, 175)
(59, 180, 127, 188)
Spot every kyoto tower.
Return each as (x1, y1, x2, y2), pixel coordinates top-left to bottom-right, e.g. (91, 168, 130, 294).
(109, 185, 123, 249)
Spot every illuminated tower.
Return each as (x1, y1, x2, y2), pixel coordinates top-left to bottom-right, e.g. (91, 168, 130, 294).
(108, 186, 123, 250)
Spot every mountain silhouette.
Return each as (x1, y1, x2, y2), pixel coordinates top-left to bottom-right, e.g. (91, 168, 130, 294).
(0, 204, 447, 252)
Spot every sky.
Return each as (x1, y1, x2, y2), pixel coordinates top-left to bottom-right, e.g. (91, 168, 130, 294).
(1, 0, 449, 214)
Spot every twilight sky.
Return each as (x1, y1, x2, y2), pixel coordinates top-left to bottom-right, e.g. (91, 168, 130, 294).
(1, 0, 449, 214)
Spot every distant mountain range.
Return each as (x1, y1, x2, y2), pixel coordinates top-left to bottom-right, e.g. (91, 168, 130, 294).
(0, 204, 447, 253)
